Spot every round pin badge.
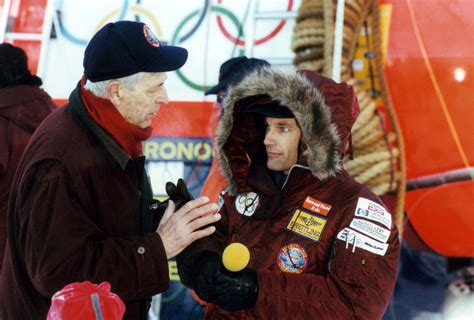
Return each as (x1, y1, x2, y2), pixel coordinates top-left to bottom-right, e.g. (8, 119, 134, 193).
(143, 25, 161, 47)
(277, 243, 308, 274)
(235, 192, 259, 216)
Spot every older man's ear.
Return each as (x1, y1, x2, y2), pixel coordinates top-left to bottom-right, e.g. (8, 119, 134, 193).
(106, 81, 121, 105)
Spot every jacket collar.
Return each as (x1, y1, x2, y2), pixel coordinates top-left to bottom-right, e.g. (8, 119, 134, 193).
(68, 82, 131, 170)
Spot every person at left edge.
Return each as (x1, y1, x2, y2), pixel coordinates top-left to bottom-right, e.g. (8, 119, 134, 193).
(0, 43, 56, 301)
(0, 21, 221, 320)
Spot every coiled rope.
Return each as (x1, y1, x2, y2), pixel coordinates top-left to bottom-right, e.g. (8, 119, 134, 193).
(292, 0, 406, 233)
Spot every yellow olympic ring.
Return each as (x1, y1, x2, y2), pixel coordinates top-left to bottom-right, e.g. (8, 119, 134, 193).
(96, 5, 162, 36)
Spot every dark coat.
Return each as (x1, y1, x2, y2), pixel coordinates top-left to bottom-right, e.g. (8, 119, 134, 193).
(0, 84, 168, 320)
(180, 67, 400, 319)
(0, 85, 55, 274)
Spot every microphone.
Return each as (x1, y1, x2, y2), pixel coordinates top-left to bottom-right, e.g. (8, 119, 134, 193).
(222, 243, 250, 272)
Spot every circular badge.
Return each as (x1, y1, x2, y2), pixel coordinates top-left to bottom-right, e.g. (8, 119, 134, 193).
(277, 243, 308, 274)
(143, 25, 161, 47)
(235, 192, 259, 216)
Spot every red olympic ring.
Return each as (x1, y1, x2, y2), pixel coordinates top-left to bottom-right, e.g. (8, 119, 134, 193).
(216, 0, 294, 46)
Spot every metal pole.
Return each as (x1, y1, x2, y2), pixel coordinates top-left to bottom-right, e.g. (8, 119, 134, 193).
(332, 0, 345, 82)
(245, 0, 259, 57)
(37, 0, 55, 78)
(0, 0, 13, 42)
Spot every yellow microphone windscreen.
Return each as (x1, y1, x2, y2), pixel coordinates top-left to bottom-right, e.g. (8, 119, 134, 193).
(222, 242, 250, 272)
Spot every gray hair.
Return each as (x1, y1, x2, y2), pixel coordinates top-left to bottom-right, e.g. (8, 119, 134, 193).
(84, 72, 145, 98)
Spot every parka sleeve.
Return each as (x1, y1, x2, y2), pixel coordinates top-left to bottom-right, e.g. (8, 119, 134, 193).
(18, 160, 169, 301)
(253, 194, 400, 319)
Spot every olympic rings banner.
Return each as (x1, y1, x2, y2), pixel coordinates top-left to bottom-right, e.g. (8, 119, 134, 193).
(37, 0, 300, 319)
(43, 0, 299, 99)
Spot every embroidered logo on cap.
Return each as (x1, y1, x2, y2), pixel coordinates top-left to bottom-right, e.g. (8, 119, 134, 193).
(277, 243, 308, 274)
(143, 25, 161, 47)
(235, 192, 259, 216)
(286, 209, 327, 242)
(302, 196, 332, 216)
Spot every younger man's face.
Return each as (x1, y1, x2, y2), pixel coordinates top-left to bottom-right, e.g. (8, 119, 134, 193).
(263, 117, 301, 174)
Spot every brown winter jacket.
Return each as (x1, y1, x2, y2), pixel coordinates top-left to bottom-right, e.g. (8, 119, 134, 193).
(0, 85, 55, 274)
(0, 83, 168, 320)
(179, 67, 400, 319)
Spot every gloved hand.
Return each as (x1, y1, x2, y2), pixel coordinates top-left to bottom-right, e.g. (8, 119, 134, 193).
(166, 178, 194, 211)
(150, 179, 194, 223)
(150, 199, 169, 227)
(193, 251, 259, 311)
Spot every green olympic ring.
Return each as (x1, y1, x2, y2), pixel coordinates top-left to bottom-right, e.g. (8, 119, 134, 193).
(172, 6, 244, 92)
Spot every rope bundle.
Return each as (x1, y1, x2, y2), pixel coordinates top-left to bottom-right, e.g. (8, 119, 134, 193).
(291, 0, 326, 72)
(292, 0, 406, 233)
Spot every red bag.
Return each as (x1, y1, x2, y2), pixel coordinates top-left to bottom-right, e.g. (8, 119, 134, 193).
(47, 281, 125, 320)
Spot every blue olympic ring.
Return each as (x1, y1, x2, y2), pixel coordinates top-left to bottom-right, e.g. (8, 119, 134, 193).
(57, 0, 130, 46)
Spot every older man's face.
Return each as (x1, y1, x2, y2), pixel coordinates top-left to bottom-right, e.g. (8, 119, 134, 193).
(116, 72, 169, 128)
(263, 117, 301, 174)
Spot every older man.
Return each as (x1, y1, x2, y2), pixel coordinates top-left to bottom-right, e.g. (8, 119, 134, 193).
(0, 21, 220, 320)
(178, 67, 400, 319)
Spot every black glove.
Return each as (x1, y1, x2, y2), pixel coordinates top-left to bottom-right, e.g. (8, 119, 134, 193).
(192, 251, 259, 311)
(166, 178, 194, 211)
(150, 199, 169, 229)
(150, 178, 193, 222)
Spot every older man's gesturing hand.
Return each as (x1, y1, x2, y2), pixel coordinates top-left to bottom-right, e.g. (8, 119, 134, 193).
(156, 197, 221, 259)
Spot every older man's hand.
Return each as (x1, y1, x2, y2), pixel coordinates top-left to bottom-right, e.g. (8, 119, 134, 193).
(156, 197, 221, 259)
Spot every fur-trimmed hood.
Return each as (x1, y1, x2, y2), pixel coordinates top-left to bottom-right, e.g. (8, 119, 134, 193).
(216, 66, 359, 195)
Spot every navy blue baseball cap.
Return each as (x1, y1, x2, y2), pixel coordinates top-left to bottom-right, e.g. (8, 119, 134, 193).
(205, 56, 269, 95)
(246, 101, 295, 118)
(83, 21, 188, 82)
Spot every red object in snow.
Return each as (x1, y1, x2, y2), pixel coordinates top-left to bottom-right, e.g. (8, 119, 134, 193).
(47, 281, 125, 320)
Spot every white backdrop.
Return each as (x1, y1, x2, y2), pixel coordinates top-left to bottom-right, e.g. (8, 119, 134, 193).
(41, 0, 301, 101)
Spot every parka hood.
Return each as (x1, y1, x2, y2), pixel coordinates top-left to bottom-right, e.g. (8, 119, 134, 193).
(216, 66, 359, 195)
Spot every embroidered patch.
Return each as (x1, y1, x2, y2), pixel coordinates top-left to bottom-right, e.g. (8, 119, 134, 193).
(337, 227, 389, 256)
(277, 243, 308, 273)
(303, 196, 332, 216)
(349, 218, 390, 243)
(286, 209, 327, 242)
(143, 24, 161, 47)
(354, 197, 392, 229)
(235, 192, 259, 216)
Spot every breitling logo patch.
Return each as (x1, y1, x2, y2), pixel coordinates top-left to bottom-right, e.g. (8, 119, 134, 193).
(286, 209, 327, 242)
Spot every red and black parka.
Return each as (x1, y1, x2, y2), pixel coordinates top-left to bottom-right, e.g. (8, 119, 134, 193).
(188, 67, 400, 319)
